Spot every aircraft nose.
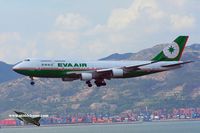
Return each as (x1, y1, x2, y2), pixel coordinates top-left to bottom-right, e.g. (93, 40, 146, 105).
(12, 62, 23, 73)
(12, 61, 29, 76)
(12, 65, 20, 72)
(14, 111, 18, 114)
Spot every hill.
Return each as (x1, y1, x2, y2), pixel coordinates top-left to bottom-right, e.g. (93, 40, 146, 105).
(0, 62, 22, 83)
(0, 44, 199, 118)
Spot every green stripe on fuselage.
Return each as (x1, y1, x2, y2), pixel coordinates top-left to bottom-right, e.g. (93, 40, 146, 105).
(15, 63, 88, 78)
(15, 68, 163, 79)
(15, 69, 81, 78)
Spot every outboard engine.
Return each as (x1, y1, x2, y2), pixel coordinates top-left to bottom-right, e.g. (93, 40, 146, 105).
(112, 68, 124, 77)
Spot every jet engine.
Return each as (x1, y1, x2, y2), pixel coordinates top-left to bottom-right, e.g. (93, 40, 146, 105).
(112, 68, 123, 77)
(81, 73, 92, 81)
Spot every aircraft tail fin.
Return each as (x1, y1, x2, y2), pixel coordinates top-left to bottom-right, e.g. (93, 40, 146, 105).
(152, 36, 189, 61)
(33, 117, 41, 122)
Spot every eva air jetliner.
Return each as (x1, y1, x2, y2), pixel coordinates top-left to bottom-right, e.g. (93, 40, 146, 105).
(13, 36, 192, 87)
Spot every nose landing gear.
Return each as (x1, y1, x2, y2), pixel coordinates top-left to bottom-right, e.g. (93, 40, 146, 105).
(30, 77, 35, 86)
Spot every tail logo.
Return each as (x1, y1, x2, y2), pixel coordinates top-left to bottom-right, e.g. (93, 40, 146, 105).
(163, 42, 180, 59)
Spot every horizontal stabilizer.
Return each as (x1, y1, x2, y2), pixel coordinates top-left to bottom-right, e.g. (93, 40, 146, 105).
(161, 61, 193, 67)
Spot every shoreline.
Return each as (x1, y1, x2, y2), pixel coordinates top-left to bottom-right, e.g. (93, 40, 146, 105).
(1, 119, 200, 128)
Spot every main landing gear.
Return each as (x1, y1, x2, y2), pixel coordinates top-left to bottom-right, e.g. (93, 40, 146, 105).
(86, 81, 92, 87)
(95, 80, 106, 87)
(30, 77, 35, 86)
(86, 80, 107, 87)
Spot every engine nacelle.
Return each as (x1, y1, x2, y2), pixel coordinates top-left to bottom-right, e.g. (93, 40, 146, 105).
(112, 68, 124, 77)
(62, 77, 76, 81)
(81, 73, 92, 81)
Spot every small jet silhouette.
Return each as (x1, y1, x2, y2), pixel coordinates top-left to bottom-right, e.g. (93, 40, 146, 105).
(14, 111, 41, 126)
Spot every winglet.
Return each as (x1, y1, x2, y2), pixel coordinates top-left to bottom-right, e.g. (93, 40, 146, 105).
(152, 36, 189, 61)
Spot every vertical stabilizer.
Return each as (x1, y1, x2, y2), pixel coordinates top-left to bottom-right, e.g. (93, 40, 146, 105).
(152, 36, 189, 61)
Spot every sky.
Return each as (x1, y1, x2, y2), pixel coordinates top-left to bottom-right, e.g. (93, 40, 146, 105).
(0, 0, 199, 64)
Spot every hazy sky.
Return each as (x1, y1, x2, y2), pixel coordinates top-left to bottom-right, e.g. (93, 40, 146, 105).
(0, 0, 199, 64)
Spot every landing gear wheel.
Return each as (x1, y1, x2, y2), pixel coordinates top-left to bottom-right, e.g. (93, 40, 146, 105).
(94, 80, 106, 87)
(30, 81, 35, 85)
(88, 84, 92, 87)
(86, 81, 92, 87)
(96, 84, 101, 87)
(102, 82, 106, 86)
(101, 80, 106, 86)
(30, 77, 35, 86)
(94, 80, 100, 87)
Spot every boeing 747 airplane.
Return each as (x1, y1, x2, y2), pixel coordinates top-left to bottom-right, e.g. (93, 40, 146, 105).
(13, 36, 192, 87)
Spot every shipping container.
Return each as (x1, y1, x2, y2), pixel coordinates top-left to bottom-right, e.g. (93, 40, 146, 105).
(0, 119, 16, 126)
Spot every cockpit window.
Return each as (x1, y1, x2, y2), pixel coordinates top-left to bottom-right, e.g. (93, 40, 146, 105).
(14, 61, 22, 65)
(24, 59, 30, 61)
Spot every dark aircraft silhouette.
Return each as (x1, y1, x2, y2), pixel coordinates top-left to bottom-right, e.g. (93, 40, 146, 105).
(14, 111, 41, 126)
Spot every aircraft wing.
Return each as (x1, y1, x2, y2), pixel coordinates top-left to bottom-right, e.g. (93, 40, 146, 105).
(17, 117, 24, 121)
(95, 68, 113, 78)
(96, 62, 154, 72)
(14, 111, 26, 115)
(122, 61, 155, 70)
(161, 61, 193, 67)
(66, 69, 112, 78)
(64, 61, 192, 79)
(67, 70, 95, 75)
(33, 117, 41, 122)
(94, 62, 156, 78)
(66, 62, 156, 79)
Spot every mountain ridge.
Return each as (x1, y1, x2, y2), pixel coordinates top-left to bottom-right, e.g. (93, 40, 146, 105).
(0, 43, 199, 119)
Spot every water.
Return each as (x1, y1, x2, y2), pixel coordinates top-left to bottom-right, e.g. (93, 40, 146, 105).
(1, 121, 200, 133)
